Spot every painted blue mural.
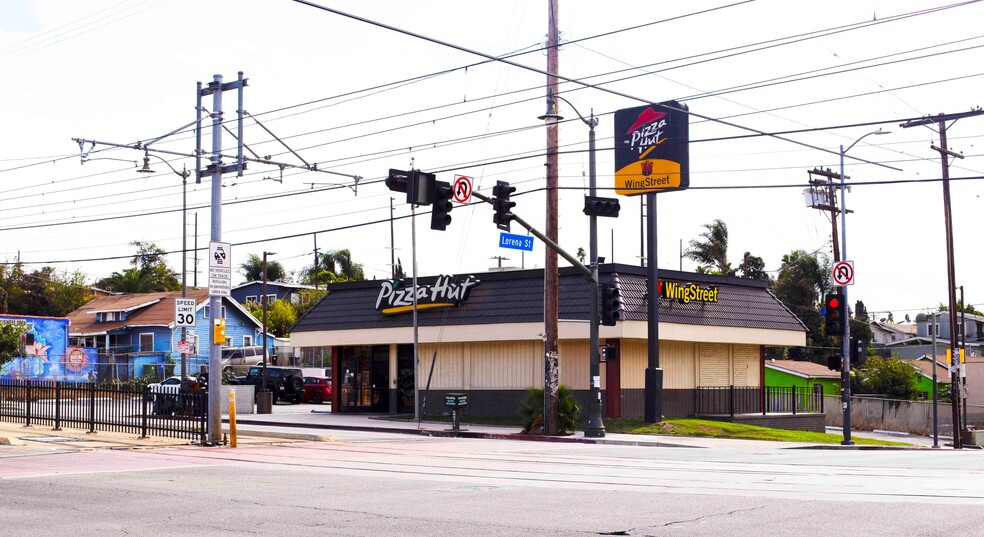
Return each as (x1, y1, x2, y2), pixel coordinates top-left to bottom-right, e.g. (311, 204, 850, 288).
(0, 315, 93, 382)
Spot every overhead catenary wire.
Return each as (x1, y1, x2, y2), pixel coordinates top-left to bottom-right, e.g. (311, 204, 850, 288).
(1, 2, 976, 282)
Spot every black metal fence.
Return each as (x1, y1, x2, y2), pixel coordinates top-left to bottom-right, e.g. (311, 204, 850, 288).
(696, 385, 824, 416)
(0, 380, 207, 443)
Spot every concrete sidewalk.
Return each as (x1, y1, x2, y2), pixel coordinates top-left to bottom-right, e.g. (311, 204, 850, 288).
(230, 406, 937, 450)
(0, 404, 939, 452)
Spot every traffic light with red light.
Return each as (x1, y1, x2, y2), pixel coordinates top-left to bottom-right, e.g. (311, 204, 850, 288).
(824, 292, 846, 337)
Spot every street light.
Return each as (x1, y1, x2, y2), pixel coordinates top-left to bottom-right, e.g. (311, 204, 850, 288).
(838, 128, 889, 446)
(258, 251, 276, 415)
(139, 150, 192, 380)
(541, 94, 605, 438)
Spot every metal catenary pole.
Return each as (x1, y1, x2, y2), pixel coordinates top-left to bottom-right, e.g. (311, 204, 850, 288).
(206, 73, 224, 444)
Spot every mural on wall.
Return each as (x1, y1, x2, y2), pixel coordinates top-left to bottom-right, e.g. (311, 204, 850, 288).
(0, 316, 95, 381)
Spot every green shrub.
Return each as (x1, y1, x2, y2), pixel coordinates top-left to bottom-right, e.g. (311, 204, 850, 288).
(519, 385, 581, 435)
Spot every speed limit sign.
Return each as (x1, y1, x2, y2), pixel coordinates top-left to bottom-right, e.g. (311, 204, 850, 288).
(174, 298, 197, 327)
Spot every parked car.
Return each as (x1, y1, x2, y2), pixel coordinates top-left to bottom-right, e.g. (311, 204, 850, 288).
(220, 346, 273, 372)
(233, 366, 304, 404)
(147, 375, 206, 415)
(303, 376, 332, 404)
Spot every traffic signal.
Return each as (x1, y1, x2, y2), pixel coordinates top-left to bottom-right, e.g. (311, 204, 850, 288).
(849, 337, 866, 366)
(824, 292, 846, 337)
(826, 355, 842, 371)
(583, 196, 621, 218)
(492, 180, 516, 231)
(601, 283, 621, 326)
(430, 180, 453, 231)
(385, 168, 435, 205)
(385, 168, 409, 193)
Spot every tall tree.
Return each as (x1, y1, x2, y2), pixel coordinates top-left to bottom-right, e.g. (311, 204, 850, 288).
(852, 355, 921, 400)
(769, 249, 832, 362)
(239, 253, 288, 283)
(4, 266, 92, 317)
(243, 298, 297, 337)
(97, 241, 179, 293)
(301, 248, 366, 286)
(938, 300, 982, 316)
(684, 219, 731, 275)
(737, 251, 770, 282)
(855, 300, 868, 321)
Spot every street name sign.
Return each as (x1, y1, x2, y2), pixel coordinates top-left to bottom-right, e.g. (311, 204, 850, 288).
(499, 232, 533, 252)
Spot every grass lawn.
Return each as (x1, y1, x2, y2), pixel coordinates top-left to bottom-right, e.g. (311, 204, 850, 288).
(604, 418, 913, 446)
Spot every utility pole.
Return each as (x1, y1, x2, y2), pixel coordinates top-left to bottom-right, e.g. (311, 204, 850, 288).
(806, 168, 846, 262)
(901, 108, 984, 449)
(313, 234, 320, 290)
(542, 0, 561, 436)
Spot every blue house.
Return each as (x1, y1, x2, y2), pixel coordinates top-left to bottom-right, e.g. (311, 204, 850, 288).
(231, 281, 318, 307)
(66, 289, 274, 380)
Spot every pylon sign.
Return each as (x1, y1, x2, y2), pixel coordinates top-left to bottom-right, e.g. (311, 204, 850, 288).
(614, 100, 689, 195)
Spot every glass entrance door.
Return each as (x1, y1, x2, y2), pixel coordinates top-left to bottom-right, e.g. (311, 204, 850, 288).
(339, 345, 390, 412)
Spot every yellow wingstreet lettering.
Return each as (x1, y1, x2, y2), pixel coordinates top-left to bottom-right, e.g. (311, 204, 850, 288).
(661, 281, 719, 304)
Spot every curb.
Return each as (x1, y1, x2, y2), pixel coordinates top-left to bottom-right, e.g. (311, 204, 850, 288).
(230, 418, 701, 448)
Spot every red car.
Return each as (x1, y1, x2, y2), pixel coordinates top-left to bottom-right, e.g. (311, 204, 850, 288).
(303, 376, 332, 404)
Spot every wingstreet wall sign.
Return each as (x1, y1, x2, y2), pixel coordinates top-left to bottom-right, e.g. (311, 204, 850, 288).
(375, 275, 481, 315)
(614, 100, 690, 195)
(659, 280, 719, 304)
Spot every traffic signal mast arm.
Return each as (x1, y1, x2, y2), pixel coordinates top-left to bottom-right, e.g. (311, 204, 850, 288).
(472, 190, 594, 282)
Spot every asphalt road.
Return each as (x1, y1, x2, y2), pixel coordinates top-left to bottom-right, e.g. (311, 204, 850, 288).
(2, 428, 983, 536)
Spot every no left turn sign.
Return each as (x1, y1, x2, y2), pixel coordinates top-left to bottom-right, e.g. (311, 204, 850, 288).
(832, 260, 855, 286)
(452, 175, 472, 203)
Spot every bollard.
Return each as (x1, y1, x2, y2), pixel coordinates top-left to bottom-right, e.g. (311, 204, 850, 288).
(228, 388, 237, 448)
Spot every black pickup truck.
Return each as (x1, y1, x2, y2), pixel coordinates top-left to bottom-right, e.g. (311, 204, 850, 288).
(233, 366, 304, 404)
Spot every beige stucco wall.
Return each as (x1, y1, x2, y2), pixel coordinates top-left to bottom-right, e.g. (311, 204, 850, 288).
(293, 323, 783, 393)
(402, 338, 764, 391)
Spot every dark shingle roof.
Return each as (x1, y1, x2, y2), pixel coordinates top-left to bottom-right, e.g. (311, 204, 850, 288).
(290, 264, 806, 333)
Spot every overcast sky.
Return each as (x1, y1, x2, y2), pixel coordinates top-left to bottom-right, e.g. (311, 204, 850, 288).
(1, 0, 982, 321)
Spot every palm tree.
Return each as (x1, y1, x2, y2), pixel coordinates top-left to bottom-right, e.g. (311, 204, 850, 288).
(239, 253, 287, 282)
(97, 268, 157, 293)
(302, 249, 366, 285)
(684, 219, 732, 275)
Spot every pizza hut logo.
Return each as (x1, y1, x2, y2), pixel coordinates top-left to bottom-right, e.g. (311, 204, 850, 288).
(641, 161, 654, 176)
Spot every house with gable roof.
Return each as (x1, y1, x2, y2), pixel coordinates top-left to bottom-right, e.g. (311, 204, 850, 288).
(764, 359, 841, 395)
(66, 289, 274, 379)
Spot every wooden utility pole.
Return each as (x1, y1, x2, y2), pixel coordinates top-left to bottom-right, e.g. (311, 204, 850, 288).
(543, 0, 560, 436)
(807, 168, 846, 263)
(901, 108, 984, 449)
